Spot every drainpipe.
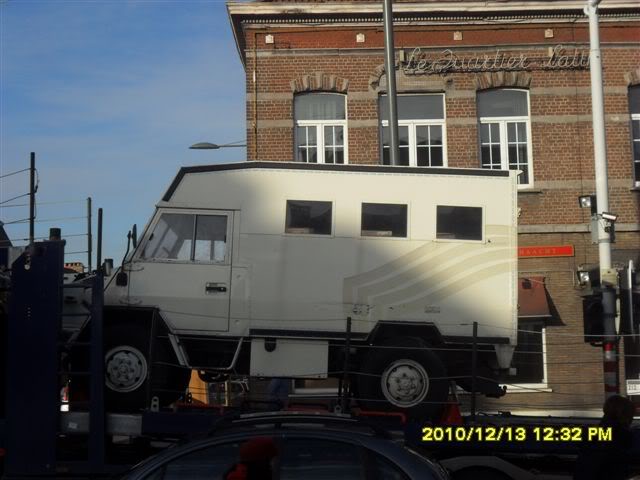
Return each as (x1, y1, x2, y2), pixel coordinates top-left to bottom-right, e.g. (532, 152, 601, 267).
(253, 31, 259, 161)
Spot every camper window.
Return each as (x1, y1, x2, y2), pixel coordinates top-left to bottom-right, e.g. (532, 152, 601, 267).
(436, 206, 482, 241)
(361, 203, 407, 237)
(285, 200, 332, 235)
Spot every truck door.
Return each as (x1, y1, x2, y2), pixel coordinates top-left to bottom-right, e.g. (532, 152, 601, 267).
(129, 209, 233, 333)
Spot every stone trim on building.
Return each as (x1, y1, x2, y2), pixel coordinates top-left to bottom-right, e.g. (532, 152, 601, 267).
(624, 67, 640, 86)
(474, 71, 533, 90)
(290, 72, 349, 93)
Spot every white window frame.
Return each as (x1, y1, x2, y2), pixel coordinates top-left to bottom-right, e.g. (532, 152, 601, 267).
(478, 89, 534, 189)
(380, 119, 448, 167)
(379, 93, 447, 167)
(295, 93, 348, 164)
(505, 322, 550, 392)
(632, 114, 640, 187)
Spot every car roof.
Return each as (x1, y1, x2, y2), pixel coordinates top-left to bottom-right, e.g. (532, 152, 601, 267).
(123, 414, 447, 479)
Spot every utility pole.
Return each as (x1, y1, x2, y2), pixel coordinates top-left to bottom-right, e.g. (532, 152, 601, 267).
(585, 0, 619, 397)
(87, 197, 93, 272)
(29, 152, 36, 245)
(382, 0, 400, 166)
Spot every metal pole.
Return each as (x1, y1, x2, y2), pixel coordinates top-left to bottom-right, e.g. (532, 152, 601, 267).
(382, 0, 400, 165)
(341, 317, 352, 413)
(471, 322, 478, 422)
(585, 0, 619, 397)
(87, 197, 92, 272)
(29, 152, 36, 245)
(97, 208, 103, 272)
(88, 270, 105, 470)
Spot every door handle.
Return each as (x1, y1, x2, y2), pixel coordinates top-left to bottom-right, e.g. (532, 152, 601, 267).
(205, 282, 227, 293)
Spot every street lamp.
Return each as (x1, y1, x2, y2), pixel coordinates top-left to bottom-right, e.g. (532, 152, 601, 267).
(189, 142, 246, 150)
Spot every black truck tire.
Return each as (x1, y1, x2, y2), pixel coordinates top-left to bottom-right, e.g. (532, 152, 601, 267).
(357, 336, 449, 420)
(104, 323, 190, 412)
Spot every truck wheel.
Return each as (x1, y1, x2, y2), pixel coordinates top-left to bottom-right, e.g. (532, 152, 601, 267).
(357, 337, 448, 420)
(105, 324, 190, 412)
(104, 324, 150, 411)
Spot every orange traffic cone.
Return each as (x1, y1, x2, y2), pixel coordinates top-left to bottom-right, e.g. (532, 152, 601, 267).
(440, 401, 463, 424)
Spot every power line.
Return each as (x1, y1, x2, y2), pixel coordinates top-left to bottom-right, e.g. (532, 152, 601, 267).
(0, 199, 85, 208)
(0, 168, 30, 179)
(0, 193, 30, 205)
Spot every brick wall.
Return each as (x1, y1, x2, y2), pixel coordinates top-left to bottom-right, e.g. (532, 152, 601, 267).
(236, 11, 640, 412)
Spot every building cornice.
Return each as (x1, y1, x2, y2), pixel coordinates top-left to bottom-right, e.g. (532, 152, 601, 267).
(227, 1, 639, 66)
(227, 1, 639, 16)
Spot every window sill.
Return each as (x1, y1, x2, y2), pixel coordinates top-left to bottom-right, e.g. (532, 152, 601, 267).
(501, 384, 552, 393)
(517, 189, 543, 195)
(455, 384, 552, 395)
(630, 186, 640, 192)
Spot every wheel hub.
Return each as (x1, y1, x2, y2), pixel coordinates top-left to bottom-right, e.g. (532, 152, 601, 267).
(381, 359, 429, 408)
(105, 346, 148, 393)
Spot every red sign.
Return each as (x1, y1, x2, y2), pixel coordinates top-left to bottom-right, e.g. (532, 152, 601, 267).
(518, 245, 574, 258)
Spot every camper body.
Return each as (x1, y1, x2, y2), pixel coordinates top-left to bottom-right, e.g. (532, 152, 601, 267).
(93, 162, 518, 416)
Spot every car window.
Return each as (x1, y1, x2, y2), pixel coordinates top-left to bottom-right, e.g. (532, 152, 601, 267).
(279, 438, 364, 480)
(141, 441, 241, 480)
(368, 451, 410, 480)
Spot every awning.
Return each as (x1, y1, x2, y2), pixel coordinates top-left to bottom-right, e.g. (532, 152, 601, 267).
(518, 276, 552, 319)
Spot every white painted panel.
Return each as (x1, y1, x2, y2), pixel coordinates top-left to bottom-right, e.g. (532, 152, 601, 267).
(250, 338, 328, 378)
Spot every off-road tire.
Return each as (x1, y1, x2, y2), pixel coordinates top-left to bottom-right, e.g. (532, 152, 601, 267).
(357, 336, 449, 420)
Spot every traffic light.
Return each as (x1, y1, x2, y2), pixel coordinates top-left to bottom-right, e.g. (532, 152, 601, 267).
(619, 263, 639, 335)
(583, 292, 604, 343)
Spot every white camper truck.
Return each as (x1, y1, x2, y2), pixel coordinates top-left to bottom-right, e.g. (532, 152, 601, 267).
(90, 162, 518, 417)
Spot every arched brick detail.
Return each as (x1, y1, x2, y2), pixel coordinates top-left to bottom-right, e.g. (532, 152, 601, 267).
(290, 72, 349, 93)
(624, 67, 640, 86)
(474, 71, 532, 91)
(369, 64, 386, 91)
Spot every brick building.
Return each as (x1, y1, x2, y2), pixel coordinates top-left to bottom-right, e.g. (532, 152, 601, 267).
(227, 0, 640, 414)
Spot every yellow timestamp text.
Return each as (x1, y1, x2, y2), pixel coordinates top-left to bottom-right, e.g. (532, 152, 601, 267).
(421, 425, 613, 443)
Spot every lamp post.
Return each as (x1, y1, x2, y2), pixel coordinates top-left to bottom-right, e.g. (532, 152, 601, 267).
(189, 142, 246, 150)
(585, 0, 619, 397)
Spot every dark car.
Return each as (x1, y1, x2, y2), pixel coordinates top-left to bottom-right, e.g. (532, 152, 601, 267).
(121, 411, 449, 480)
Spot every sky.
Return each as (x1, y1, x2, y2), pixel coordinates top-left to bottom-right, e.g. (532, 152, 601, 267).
(0, 0, 247, 267)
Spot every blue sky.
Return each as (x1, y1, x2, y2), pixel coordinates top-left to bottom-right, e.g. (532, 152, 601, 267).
(0, 0, 246, 266)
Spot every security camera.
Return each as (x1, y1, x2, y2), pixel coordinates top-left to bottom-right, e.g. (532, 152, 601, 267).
(601, 212, 618, 222)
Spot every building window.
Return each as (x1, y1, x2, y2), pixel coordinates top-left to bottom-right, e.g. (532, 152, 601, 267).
(294, 93, 347, 164)
(510, 321, 547, 386)
(477, 89, 533, 188)
(285, 200, 332, 235)
(361, 203, 407, 237)
(436, 205, 483, 241)
(629, 85, 640, 186)
(379, 94, 446, 167)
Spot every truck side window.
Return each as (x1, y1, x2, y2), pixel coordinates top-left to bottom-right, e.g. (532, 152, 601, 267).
(194, 215, 227, 262)
(436, 205, 483, 241)
(142, 213, 194, 260)
(142, 213, 228, 262)
(285, 200, 332, 235)
(361, 203, 407, 237)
